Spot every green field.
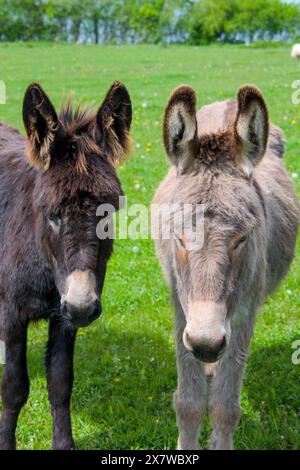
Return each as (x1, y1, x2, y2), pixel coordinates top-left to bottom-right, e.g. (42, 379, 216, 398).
(0, 42, 300, 450)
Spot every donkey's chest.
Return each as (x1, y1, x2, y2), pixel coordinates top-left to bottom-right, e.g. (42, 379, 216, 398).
(7, 260, 59, 320)
(21, 293, 59, 321)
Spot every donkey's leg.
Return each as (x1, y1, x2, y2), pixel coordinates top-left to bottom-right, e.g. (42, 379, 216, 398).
(173, 299, 207, 450)
(0, 324, 29, 450)
(209, 314, 254, 450)
(174, 353, 207, 450)
(46, 318, 76, 450)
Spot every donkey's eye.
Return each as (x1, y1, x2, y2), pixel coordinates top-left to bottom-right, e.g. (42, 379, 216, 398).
(233, 235, 247, 251)
(48, 213, 61, 232)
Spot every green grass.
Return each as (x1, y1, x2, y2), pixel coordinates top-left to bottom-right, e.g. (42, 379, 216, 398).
(0, 42, 300, 450)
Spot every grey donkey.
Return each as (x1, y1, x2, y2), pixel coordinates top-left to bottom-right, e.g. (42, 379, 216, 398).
(152, 84, 299, 449)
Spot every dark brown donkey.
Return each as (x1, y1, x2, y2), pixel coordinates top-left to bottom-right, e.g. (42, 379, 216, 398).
(0, 82, 132, 449)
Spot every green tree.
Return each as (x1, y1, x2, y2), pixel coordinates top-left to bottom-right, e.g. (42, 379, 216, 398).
(0, 0, 299, 45)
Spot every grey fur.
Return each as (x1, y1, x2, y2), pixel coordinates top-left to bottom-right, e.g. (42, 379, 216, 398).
(152, 85, 299, 450)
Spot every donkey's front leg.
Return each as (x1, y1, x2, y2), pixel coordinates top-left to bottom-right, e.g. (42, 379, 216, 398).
(46, 318, 76, 450)
(174, 302, 207, 450)
(209, 316, 254, 450)
(0, 323, 29, 450)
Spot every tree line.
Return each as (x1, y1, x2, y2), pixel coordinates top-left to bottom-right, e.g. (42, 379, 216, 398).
(0, 0, 299, 45)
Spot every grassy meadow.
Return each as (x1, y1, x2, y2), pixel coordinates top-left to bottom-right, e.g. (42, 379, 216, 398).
(0, 42, 300, 449)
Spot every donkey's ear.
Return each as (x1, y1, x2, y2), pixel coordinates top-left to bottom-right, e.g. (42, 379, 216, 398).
(23, 83, 58, 171)
(163, 85, 198, 173)
(235, 85, 269, 176)
(96, 81, 132, 165)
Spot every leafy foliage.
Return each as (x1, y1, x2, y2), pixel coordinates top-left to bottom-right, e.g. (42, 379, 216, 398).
(0, 0, 299, 44)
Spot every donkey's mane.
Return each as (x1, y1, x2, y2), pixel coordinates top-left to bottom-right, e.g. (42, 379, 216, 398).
(58, 100, 101, 174)
(59, 100, 96, 134)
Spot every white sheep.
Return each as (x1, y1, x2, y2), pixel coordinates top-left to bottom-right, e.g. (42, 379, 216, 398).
(291, 44, 300, 58)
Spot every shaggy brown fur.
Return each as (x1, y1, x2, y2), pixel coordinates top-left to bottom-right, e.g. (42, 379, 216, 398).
(0, 81, 132, 450)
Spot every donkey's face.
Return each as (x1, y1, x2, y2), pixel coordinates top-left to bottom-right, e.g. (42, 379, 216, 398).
(163, 85, 268, 362)
(23, 82, 132, 328)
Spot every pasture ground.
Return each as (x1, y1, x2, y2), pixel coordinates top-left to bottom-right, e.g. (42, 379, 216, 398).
(0, 42, 299, 449)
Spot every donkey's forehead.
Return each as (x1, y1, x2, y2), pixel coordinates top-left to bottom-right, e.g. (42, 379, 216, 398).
(196, 100, 237, 138)
(35, 157, 122, 211)
(172, 171, 261, 221)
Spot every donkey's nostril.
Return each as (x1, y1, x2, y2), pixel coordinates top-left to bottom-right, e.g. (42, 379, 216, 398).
(87, 299, 102, 321)
(219, 335, 226, 351)
(205, 334, 227, 357)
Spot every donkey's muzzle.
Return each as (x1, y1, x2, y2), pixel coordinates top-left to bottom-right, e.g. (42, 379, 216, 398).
(184, 301, 228, 363)
(61, 299, 102, 328)
(183, 330, 227, 363)
(190, 335, 226, 363)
